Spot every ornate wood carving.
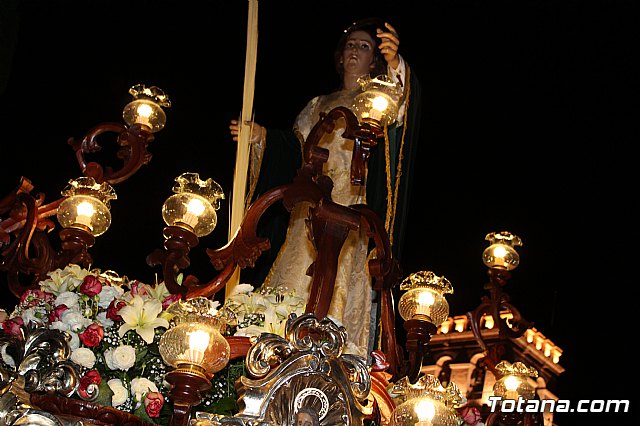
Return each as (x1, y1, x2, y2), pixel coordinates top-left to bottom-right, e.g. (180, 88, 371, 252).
(68, 122, 155, 185)
(467, 268, 534, 376)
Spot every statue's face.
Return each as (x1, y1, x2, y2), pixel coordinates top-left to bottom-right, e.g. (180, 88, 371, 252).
(296, 412, 314, 426)
(341, 30, 376, 76)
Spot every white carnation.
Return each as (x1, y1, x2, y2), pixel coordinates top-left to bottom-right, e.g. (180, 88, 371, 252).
(98, 285, 124, 309)
(104, 345, 136, 371)
(96, 312, 114, 328)
(20, 307, 45, 326)
(55, 292, 80, 310)
(60, 310, 92, 332)
(130, 377, 158, 403)
(50, 320, 69, 332)
(70, 347, 96, 368)
(107, 378, 129, 407)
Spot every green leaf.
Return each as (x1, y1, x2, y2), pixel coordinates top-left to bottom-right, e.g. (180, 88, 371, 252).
(199, 396, 238, 416)
(93, 380, 114, 407)
(134, 404, 154, 423)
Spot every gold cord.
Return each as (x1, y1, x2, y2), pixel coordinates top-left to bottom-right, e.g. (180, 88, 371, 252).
(384, 67, 412, 249)
(384, 127, 393, 235)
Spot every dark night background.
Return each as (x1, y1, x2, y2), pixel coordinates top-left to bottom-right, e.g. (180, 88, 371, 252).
(0, 1, 637, 424)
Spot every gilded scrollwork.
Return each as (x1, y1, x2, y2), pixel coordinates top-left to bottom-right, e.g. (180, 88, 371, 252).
(0, 324, 86, 425)
(196, 313, 373, 426)
(0, 324, 80, 399)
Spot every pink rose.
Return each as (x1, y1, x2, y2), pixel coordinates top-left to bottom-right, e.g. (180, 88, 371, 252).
(162, 293, 182, 310)
(79, 323, 104, 347)
(78, 369, 101, 399)
(79, 275, 103, 297)
(144, 391, 164, 418)
(48, 304, 69, 322)
(106, 299, 127, 321)
(459, 406, 483, 426)
(130, 281, 148, 297)
(1, 316, 24, 337)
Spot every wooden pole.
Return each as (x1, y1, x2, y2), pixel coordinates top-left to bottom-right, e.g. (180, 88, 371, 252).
(226, 0, 259, 300)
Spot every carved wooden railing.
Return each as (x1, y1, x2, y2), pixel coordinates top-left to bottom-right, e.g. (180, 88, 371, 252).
(0, 106, 404, 425)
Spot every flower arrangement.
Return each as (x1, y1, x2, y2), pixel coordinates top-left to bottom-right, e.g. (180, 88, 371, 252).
(0, 264, 243, 425)
(220, 283, 305, 338)
(0, 266, 486, 426)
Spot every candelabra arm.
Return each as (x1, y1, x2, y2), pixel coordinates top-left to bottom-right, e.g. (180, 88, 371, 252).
(467, 266, 535, 378)
(68, 122, 154, 185)
(147, 226, 199, 296)
(1, 192, 59, 297)
(403, 319, 437, 383)
(486, 268, 534, 339)
(467, 303, 491, 354)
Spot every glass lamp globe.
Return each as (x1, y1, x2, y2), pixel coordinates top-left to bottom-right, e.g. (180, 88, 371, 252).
(482, 231, 522, 270)
(159, 297, 230, 379)
(351, 74, 403, 128)
(390, 375, 462, 426)
(162, 172, 225, 237)
(56, 177, 117, 236)
(398, 271, 453, 325)
(122, 84, 171, 132)
(492, 361, 538, 401)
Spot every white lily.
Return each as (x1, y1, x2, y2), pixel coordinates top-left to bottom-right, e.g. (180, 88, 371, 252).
(118, 296, 169, 344)
(263, 305, 288, 336)
(228, 292, 267, 315)
(268, 293, 305, 319)
(231, 283, 254, 296)
(41, 264, 91, 294)
(145, 282, 171, 302)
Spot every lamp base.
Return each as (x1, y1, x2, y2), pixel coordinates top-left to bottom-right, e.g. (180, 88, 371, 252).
(404, 318, 437, 383)
(166, 370, 212, 426)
